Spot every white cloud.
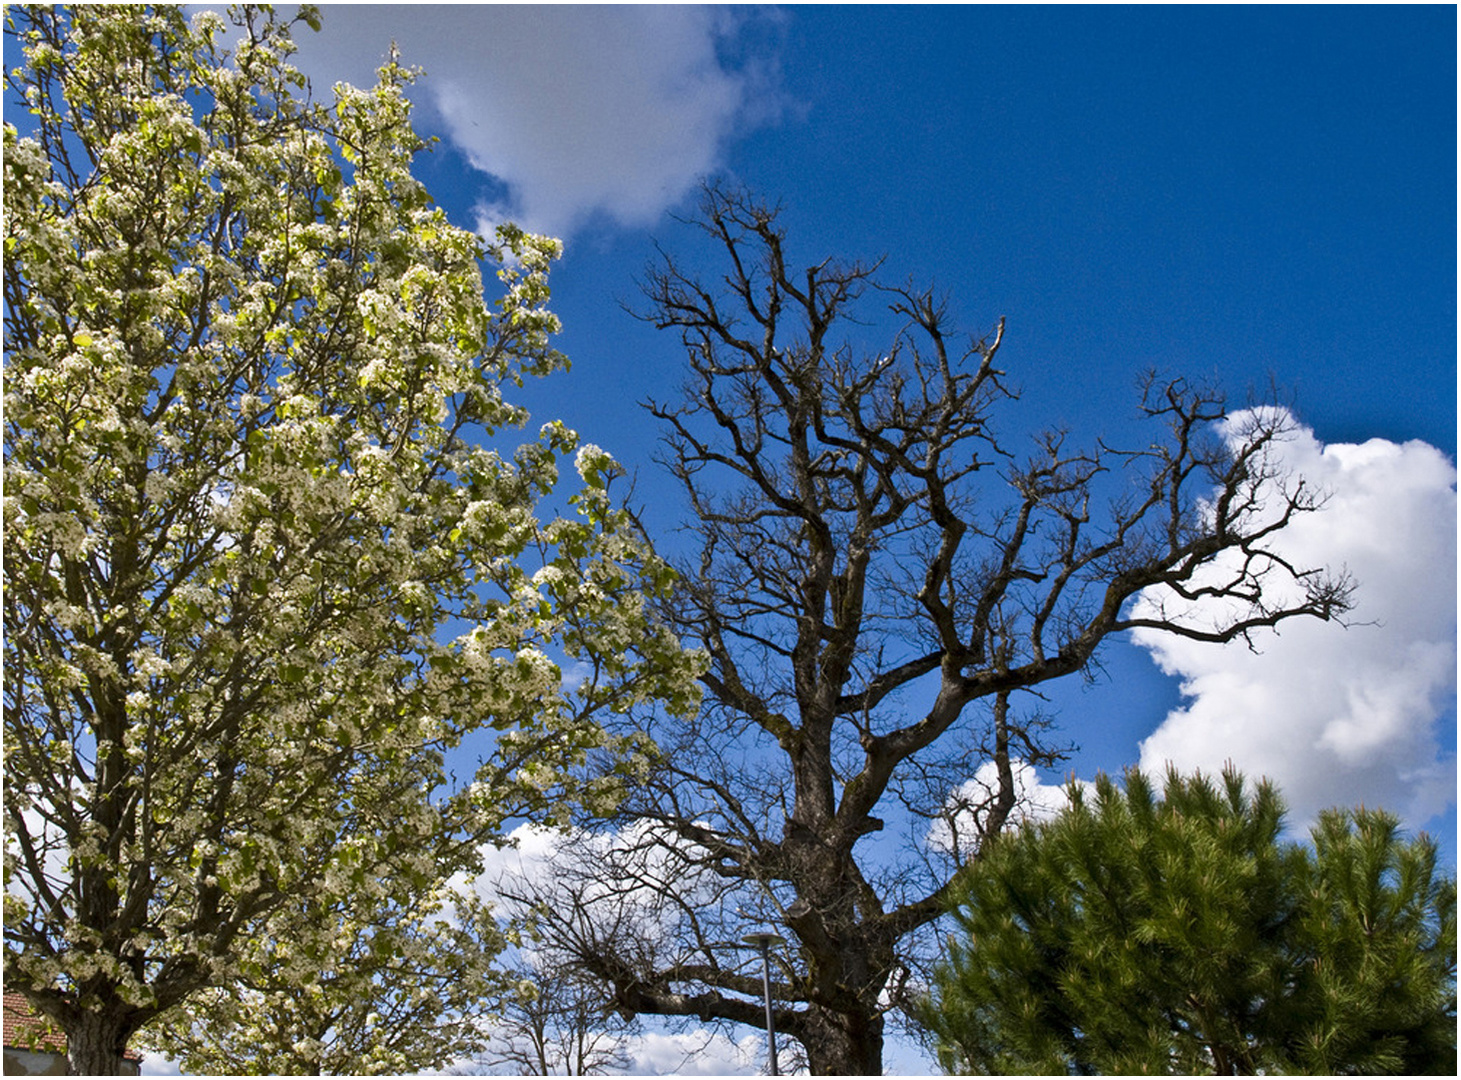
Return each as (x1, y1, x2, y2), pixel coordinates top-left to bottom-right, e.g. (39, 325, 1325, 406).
(6, 795, 75, 913)
(286, 5, 785, 238)
(462, 825, 763, 1076)
(471, 819, 723, 969)
(624, 1029, 761, 1076)
(137, 1051, 182, 1077)
(927, 759, 1077, 859)
(471, 820, 564, 898)
(1131, 413, 1456, 828)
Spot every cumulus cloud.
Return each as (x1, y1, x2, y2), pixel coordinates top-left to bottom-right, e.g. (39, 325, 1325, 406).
(927, 759, 1078, 859)
(472, 821, 717, 945)
(462, 824, 762, 1076)
(6, 803, 69, 903)
(1131, 413, 1456, 828)
(137, 1052, 182, 1078)
(471, 820, 563, 897)
(286, 5, 785, 238)
(625, 1029, 761, 1076)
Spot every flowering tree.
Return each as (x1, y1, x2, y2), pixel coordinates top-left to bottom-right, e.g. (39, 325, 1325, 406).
(136, 882, 506, 1075)
(1, 5, 698, 1074)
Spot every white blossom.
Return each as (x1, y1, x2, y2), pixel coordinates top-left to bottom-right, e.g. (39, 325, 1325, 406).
(5, 6, 699, 1075)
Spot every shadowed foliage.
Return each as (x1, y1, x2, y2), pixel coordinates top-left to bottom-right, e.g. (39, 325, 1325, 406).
(924, 768, 1457, 1075)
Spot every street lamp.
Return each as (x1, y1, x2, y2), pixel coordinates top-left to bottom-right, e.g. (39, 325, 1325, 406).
(742, 931, 785, 1075)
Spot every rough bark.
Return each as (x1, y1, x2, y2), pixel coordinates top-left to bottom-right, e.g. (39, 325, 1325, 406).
(60, 1002, 136, 1076)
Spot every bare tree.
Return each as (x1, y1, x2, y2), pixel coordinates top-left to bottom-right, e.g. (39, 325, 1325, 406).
(477, 961, 637, 1076)
(506, 185, 1352, 1075)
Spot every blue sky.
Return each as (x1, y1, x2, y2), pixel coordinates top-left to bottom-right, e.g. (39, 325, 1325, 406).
(6, 6, 1451, 1075)
(10, 2, 1423, 1075)
(291, 3, 1455, 858)
(293, 12, 1458, 1068)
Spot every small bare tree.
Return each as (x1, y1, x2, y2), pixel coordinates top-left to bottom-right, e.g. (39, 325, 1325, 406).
(506, 184, 1352, 1075)
(478, 962, 636, 1076)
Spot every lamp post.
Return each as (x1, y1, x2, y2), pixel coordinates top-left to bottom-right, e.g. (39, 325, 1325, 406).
(742, 931, 785, 1075)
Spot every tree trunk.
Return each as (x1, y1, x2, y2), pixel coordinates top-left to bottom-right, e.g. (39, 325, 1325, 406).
(64, 1008, 135, 1076)
(801, 1003, 884, 1076)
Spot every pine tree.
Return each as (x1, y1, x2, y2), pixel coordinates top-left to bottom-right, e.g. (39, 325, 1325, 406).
(923, 768, 1457, 1075)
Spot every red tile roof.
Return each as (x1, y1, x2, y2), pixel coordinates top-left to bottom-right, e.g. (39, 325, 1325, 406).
(2, 991, 66, 1054)
(2, 991, 143, 1061)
